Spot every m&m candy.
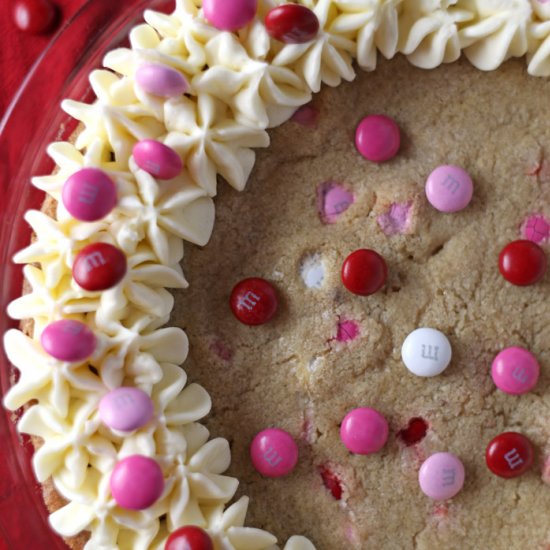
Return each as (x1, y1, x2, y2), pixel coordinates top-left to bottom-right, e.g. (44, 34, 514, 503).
(341, 249, 388, 296)
(72, 243, 127, 291)
(491, 347, 539, 395)
(419, 452, 465, 500)
(340, 407, 388, 455)
(401, 327, 452, 377)
(250, 428, 298, 477)
(165, 526, 214, 550)
(230, 277, 278, 325)
(40, 320, 96, 362)
(485, 432, 534, 479)
(99, 387, 154, 432)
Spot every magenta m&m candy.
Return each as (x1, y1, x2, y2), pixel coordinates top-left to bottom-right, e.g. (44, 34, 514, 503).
(265, 4, 319, 44)
(418, 452, 465, 500)
(341, 249, 388, 296)
(485, 432, 534, 479)
(40, 320, 96, 362)
(72, 243, 127, 291)
(355, 114, 401, 163)
(230, 277, 278, 325)
(498, 240, 547, 286)
(13, 0, 58, 35)
(425, 165, 473, 213)
(135, 63, 189, 98)
(250, 428, 298, 477)
(203, 0, 257, 31)
(61, 168, 117, 222)
(110, 455, 164, 510)
(99, 387, 154, 432)
(133, 140, 183, 180)
(165, 526, 214, 550)
(491, 346, 540, 395)
(340, 407, 388, 455)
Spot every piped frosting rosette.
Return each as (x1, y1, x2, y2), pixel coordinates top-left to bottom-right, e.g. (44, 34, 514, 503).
(5, 0, 550, 548)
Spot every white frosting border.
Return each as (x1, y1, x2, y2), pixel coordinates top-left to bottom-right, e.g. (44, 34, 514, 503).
(4, 0, 550, 548)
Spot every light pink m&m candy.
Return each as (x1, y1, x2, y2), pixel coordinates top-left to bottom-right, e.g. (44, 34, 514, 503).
(133, 140, 183, 180)
(419, 452, 465, 500)
(340, 407, 388, 455)
(110, 455, 164, 510)
(250, 428, 298, 477)
(425, 165, 473, 213)
(203, 0, 257, 31)
(135, 63, 189, 97)
(40, 320, 96, 362)
(99, 387, 154, 432)
(491, 346, 540, 395)
(355, 114, 401, 163)
(62, 168, 117, 222)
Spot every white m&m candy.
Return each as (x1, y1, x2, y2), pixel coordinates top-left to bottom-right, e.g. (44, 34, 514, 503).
(401, 327, 452, 377)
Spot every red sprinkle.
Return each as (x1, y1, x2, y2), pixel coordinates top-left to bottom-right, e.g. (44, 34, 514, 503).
(13, 0, 57, 35)
(230, 277, 278, 326)
(485, 432, 534, 479)
(498, 240, 547, 286)
(165, 525, 214, 550)
(318, 465, 343, 500)
(72, 243, 127, 291)
(397, 417, 428, 446)
(341, 249, 388, 296)
(265, 4, 319, 44)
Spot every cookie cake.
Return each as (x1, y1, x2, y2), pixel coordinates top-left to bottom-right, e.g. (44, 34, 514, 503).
(3, 1, 550, 549)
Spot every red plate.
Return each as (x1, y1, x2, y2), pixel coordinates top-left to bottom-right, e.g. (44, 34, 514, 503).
(0, 1, 173, 547)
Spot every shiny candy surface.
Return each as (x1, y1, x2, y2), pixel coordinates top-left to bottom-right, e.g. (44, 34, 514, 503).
(165, 526, 214, 550)
(99, 387, 155, 432)
(135, 63, 189, 97)
(40, 320, 96, 362)
(230, 277, 278, 325)
(61, 167, 117, 221)
(401, 327, 452, 377)
(355, 114, 401, 163)
(250, 428, 298, 477)
(485, 432, 534, 478)
(498, 240, 547, 286)
(265, 4, 320, 44)
(425, 165, 474, 213)
(340, 407, 389, 455)
(491, 346, 540, 395)
(13, 0, 57, 35)
(110, 455, 164, 510)
(203, 0, 257, 31)
(341, 249, 388, 296)
(72, 243, 127, 291)
(133, 140, 183, 180)
(419, 452, 465, 500)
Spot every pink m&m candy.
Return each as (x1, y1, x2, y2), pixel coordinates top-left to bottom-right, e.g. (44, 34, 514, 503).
(491, 346, 540, 395)
(135, 64, 189, 98)
(355, 114, 401, 163)
(133, 140, 183, 180)
(340, 407, 388, 455)
(62, 168, 117, 222)
(250, 428, 298, 477)
(203, 0, 257, 31)
(40, 320, 96, 362)
(110, 455, 164, 510)
(99, 387, 154, 432)
(425, 165, 473, 213)
(419, 452, 465, 500)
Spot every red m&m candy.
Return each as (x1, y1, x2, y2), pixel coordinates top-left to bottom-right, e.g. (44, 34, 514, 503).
(72, 243, 127, 291)
(485, 432, 534, 479)
(498, 240, 547, 286)
(341, 249, 388, 296)
(165, 526, 213, 550)
(265, 4, 319, 44)
(230, 277, 278, 325)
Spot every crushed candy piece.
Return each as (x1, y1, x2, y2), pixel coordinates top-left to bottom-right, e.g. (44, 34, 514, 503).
(317, 181, 354, 224)
(377, 202, 413, 235)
